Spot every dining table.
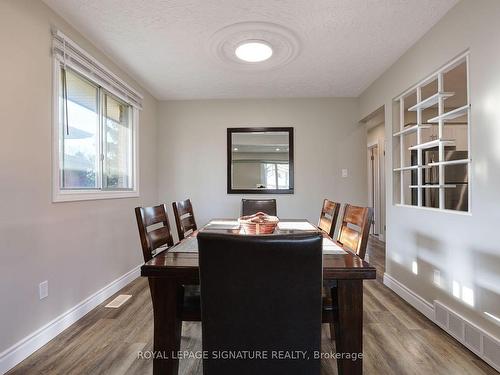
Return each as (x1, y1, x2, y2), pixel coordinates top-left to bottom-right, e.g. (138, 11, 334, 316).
(141, 218, 376, 375)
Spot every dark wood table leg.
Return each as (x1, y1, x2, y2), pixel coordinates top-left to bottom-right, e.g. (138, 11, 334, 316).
(334, 279, 363, 375)
(149, 278, 184, 375)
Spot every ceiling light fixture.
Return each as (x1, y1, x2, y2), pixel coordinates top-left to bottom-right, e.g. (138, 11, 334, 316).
(235, 41, 273, 62)
(276, 148, 280, 151)
(233, 147, 238, 151)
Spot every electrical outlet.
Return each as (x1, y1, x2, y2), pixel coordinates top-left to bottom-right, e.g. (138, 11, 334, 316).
(341, 168, 348, 178)
(39, 281, 48, 300)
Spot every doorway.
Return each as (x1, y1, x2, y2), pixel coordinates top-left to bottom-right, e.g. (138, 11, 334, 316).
(362, 106, 386, 242)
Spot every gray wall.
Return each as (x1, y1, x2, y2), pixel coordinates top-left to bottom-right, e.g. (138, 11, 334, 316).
(359, 0, 500, 337)
(157, 98, 367, 238)
(0, 0, 159, 353)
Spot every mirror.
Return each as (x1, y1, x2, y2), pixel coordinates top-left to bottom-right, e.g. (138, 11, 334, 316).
(227, 127, 294, 194)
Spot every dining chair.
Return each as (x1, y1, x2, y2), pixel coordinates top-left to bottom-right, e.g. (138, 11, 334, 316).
(198, 232, 323, 375)
(134, 204, 175, 262)
(241, 198, 277, 216)
(318, 199, 341, 238)
(323, 204, 373, 340)
(172, 198, 198, 240)
(336, 204, 373, 260)
(135, 204, 201, 321)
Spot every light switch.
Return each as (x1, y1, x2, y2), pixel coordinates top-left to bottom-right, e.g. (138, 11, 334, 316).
(433, 270, 441, 286)
(39, 281, 48, 300)
(341, 168, 348, 178)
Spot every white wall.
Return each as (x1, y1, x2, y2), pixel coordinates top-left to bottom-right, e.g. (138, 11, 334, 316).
(157, 98, 367, 238)
(360, 0, 500, 338)
(0, 0, 158, 355)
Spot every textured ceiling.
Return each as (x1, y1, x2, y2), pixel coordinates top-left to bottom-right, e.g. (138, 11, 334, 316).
(42, 0, 458, 100)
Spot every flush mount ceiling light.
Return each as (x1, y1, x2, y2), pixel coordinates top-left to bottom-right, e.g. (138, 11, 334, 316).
(208, 22, 300, 71)
(235, 41, 273, 63)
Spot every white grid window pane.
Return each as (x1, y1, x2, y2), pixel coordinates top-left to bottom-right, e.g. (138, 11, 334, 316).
(263, 163, 289, 190)
(104, 94, 132, 189)
(61, 69, 99, 189)
(392, 54, 470, 213)
(264, 163, 277, 189)
(277, 164, 289, 189)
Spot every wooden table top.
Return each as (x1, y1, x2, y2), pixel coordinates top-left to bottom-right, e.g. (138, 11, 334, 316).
(141, 219, 376, 281)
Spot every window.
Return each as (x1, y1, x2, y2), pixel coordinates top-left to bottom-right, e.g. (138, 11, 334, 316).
(392, 52, 470, 212)
(52, 30, 142, 202)
(262, 163, 290, 189)
(103, 93, 133, 189)
(60, 69, 99, 190)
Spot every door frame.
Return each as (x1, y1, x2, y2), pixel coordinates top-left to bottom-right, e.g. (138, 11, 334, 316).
(367, 143, 380, 236)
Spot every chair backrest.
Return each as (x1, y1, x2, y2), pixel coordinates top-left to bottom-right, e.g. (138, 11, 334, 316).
(337, 204, 373, 259)
(172, 199, 198, 240)
(318, 199, 341, 237)
(241, 198, 277, 216)
(198, 232, 323, 375)
(135, 204, 175, 262)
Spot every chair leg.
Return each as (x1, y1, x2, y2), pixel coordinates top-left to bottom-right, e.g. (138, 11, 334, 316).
(330, 285, 339, 342)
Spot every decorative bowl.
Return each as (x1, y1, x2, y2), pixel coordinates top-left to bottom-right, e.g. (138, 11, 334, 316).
(238, 212, 279, 234)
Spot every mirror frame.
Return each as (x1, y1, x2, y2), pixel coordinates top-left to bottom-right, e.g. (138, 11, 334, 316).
(227, 127, 294, 194)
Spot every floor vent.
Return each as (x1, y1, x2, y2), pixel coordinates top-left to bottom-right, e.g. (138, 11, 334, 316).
(434, 301, 500, 372)
(105, 294, 132, 308)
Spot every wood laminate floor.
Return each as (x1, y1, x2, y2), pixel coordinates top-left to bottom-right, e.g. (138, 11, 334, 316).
(8, 237, 498, 375)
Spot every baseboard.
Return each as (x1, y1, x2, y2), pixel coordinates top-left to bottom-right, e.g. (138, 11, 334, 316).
(383, 273, 435, 321)
(383, 273, 500, 373)
(0, 264, 142, 374)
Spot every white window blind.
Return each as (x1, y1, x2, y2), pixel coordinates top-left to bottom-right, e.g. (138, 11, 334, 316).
(52, 29, 143, 110)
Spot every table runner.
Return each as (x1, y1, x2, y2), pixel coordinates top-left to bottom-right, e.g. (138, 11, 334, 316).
(169, 233, 346, 254)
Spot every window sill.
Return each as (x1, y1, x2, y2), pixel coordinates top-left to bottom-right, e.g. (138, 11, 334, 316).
(393, 204, 471, 216)
(53, 189, 139, 203)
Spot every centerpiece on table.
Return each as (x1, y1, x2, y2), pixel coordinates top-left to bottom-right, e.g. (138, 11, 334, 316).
(238, 212, 279, 234)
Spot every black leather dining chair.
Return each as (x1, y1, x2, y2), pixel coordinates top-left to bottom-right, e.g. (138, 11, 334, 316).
(197, 231, 323, 375)
(241, 198, 277, 216)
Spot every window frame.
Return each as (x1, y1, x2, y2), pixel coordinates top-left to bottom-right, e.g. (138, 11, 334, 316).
(392, 51, 471, 214)
(52, 59, 139, 203)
